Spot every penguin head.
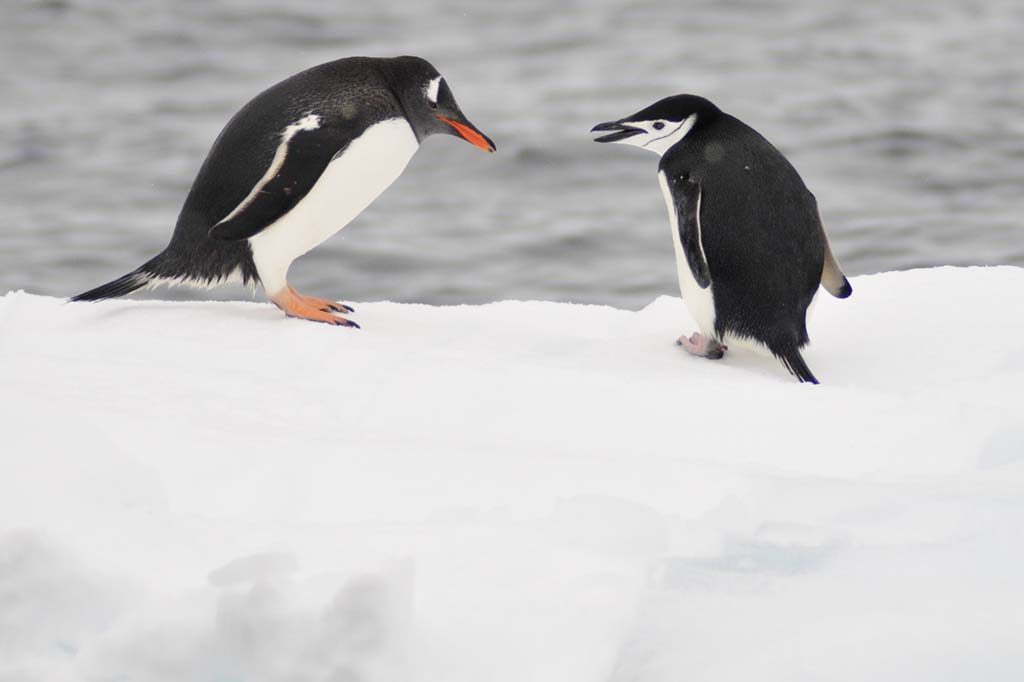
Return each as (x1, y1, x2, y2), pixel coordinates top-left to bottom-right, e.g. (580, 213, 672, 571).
(388, 56, 496, 153)
(591, 94, 721, 156)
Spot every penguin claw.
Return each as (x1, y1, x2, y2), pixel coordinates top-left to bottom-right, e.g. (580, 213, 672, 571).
(284, 311, 360, 328)
(319, 303, 354, 314)
(272, 287, 360, 328)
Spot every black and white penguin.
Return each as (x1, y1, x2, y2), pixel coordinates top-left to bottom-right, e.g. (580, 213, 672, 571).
(72, 56, 495, 327)
(592, 95, 851, 383)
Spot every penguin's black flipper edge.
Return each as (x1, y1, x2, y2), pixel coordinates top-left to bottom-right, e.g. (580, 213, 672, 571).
(816, 207, 852, 299)
(209, 123, 353, 241)
(671, 174, 712, 289)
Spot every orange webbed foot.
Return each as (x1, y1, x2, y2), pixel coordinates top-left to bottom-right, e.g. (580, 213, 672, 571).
(271, 287, 360, 328)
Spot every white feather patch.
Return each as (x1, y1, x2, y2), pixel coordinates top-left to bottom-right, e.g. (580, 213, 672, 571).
(285, 114, 322, 137)
(144, 267, 247, 292)
(426, 76, 442, 104)
(643, 113, 698, 156)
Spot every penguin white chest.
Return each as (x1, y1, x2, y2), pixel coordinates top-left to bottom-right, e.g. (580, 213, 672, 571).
(658, 171, 717, 337)
(250, 118, 419, 294)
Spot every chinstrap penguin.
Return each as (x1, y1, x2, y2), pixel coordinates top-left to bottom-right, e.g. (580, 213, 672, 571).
(592, 94, 852, 383)
(72, 56, 496, 327)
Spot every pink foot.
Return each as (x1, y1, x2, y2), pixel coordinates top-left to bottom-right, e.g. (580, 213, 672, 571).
(676, 332, 727, 359)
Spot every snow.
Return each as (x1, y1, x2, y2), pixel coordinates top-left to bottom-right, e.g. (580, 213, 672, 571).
(1, 266, 1023, 682)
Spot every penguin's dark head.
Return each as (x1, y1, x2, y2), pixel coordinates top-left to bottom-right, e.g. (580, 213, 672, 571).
(388, 56, 496, 153)
(591, 94, 721, 156)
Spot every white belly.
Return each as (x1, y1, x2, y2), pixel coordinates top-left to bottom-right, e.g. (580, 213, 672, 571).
(658, 171, 716, 337)
(250, 118, 419, 295)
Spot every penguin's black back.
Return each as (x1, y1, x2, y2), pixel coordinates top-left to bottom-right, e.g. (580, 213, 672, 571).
(149, 57, 413, 285)
(660, 114, 824, 354)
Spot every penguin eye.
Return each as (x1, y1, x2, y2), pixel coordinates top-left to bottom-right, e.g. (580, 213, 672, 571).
(653, 121, 666, 131)
(427, 99, 438, 110)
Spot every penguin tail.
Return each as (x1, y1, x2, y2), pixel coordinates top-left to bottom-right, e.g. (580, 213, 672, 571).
(776, 346, 820, 385)
(69, 270, 153, 302)
(69, 254, 168, 302)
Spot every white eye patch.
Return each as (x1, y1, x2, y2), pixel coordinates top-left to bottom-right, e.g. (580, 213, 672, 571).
(426, 76, 442, 104)
(639, 119, 682, 146)
(629, 114, 698, 156)
(628, 120, 668, 134)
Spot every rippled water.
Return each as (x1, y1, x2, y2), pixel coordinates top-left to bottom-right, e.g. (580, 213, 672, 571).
(2, 0, 1022, 307)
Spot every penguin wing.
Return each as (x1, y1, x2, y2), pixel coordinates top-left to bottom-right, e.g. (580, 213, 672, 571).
(670, 174, 712, 289)
(816, 205, 853, 299)
(209, 116, 354, 241)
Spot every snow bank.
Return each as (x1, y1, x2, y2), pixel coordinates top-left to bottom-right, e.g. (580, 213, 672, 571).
(1, 266, 1022, 681)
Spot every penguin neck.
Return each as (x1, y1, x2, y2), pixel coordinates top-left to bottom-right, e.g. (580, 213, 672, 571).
(378, 65, 422, 142)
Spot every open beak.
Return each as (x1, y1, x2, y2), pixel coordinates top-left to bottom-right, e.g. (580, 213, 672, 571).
(437, 115, 496, 153)
(591, 120, 642, 143)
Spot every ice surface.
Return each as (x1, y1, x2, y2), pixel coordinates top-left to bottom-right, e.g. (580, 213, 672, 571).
(1, 267, 1022, 681)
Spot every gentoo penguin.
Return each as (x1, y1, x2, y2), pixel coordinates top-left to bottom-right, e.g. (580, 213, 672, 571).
(592, 95, 851, 383)
(72, 56, 495, 327)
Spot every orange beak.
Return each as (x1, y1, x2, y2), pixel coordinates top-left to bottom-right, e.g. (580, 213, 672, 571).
(437, 116, 496, 153)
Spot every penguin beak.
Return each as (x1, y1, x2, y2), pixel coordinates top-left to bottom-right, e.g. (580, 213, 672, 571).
(591, 120, 642, 143)
(437, 115, 496, 153)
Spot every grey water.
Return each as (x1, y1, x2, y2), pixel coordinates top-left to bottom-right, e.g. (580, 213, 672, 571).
(2, 0, 1022, 308)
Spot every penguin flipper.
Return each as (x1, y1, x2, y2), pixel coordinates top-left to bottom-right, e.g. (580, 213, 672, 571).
(816, 207, 853, 299)
(209, 118, 353, 241)
(671, 174, 712, 289)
